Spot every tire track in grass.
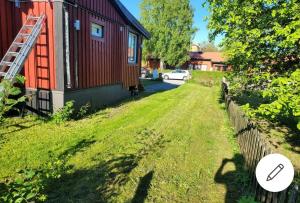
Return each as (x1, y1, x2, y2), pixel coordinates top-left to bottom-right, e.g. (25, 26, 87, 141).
(116, 83, 238, 202)
(69, 86, 195, 169)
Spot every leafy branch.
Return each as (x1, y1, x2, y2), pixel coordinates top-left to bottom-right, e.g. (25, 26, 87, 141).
(0, 76, 27, 122)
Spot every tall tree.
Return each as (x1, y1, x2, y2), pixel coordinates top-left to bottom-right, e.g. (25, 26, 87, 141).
(205, 0, 300, 71)
(140, 0, 196, 66)
(198, 41, 219, 52)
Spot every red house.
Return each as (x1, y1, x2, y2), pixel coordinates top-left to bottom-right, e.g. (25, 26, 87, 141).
(187, 51, 228, 71)
(0, 0, 150, 113)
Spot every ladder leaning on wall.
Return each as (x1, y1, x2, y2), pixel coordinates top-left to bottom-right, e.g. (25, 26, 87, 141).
(0, 14, 46, 85)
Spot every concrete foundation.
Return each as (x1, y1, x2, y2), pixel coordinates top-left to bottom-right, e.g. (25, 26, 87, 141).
(26, 84, 130, 114)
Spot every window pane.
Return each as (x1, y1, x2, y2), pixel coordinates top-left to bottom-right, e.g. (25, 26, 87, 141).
(128, 32, 138, 63)
(91, 23, 103, 38)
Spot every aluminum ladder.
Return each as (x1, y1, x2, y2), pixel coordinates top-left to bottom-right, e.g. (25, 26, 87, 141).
(0, 14, 46, 82)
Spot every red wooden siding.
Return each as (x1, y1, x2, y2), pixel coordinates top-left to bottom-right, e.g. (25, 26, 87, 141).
(73, 0, 125, 23)
(67, 0, 141, 89)
(0, 1, 13, 62)
(0, 0, 142, 92)
(0, 1, 56, 90)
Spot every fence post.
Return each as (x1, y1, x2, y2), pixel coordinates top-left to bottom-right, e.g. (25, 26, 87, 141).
(288, 185, 299, 203)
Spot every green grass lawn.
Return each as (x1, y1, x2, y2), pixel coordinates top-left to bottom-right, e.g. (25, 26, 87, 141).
(0, 71, 246, 202)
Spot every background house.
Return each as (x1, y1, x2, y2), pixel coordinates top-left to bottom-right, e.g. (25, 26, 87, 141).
(144, 55, 160, 70)
(185, 51, 228, 71)
(0, 0, 150, 113)
(143, 44, 228, 71)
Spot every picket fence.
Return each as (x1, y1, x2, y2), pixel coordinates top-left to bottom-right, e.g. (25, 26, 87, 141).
(221, 80, 299, 203)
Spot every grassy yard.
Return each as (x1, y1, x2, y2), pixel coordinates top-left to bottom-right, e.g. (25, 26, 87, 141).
(0, 72, 246, 202)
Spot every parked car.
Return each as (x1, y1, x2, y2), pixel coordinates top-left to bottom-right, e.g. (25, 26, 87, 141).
(162, 70, 191, 80)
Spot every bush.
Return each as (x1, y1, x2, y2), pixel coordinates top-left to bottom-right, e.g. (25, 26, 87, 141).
(255, 69, 300, 129)
(52, 101, 75, 124)
(0, 169, 47, 202)
(0, 76, 26, 122)
(52, 101, 93, 123)
(76, 102, 91, 119)
(0, 153, 70, 202)
(227, 69, 300, 131)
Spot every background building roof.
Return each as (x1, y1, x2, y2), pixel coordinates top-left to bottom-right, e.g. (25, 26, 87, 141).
(189, 52, 226, 63)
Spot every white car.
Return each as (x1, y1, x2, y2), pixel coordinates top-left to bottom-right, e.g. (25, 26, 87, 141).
(162, 70, 191, 81)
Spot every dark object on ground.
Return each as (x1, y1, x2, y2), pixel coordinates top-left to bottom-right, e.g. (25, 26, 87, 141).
(129, 86, 139, 96)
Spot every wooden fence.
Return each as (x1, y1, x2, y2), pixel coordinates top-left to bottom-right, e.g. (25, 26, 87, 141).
(221, 80, 299, 203)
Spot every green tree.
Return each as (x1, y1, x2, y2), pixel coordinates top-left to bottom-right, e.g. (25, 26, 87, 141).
(198, 41, 219, 52)
(140, 0, 196, 66)
(205, 0, 300, 130)
(205, 0, 300, 71)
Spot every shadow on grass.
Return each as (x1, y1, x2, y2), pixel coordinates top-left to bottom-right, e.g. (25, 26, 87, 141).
(0, 119, 42, 136)
(0, 118, 42, 148)
(44, 129, 167, 202)
(132, 171, 154, 203)
(214, 154, 248, 203)
(285, 133, 300, 154)
(58, 138, 96, 160)
(45, 154, 139, 202)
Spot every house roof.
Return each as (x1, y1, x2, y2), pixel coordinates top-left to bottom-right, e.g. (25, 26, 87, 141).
(112, 0, 151, 39)
(189, 52, 226, 63)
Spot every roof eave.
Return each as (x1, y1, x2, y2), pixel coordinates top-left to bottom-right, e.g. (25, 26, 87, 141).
(112, 0, 151, 39)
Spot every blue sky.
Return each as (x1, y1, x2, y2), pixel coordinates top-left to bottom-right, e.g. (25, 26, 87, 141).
(120, 0, 223, 45)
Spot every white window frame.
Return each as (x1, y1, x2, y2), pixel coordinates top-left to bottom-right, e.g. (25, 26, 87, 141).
(128, 32, 138, 64)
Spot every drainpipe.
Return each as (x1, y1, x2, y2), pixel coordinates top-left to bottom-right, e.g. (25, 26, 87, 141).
(74, 20, 80, 88)
(64, 5, 72, 89)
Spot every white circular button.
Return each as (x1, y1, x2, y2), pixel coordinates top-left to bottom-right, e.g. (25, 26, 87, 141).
(255, 153, 294, 192)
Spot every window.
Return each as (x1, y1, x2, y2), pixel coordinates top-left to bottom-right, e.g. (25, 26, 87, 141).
(91, 23, 104, 38)
(128, 32, 138, 63)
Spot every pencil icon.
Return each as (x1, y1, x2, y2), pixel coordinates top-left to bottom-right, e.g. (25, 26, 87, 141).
(267, 164, 284, 181)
